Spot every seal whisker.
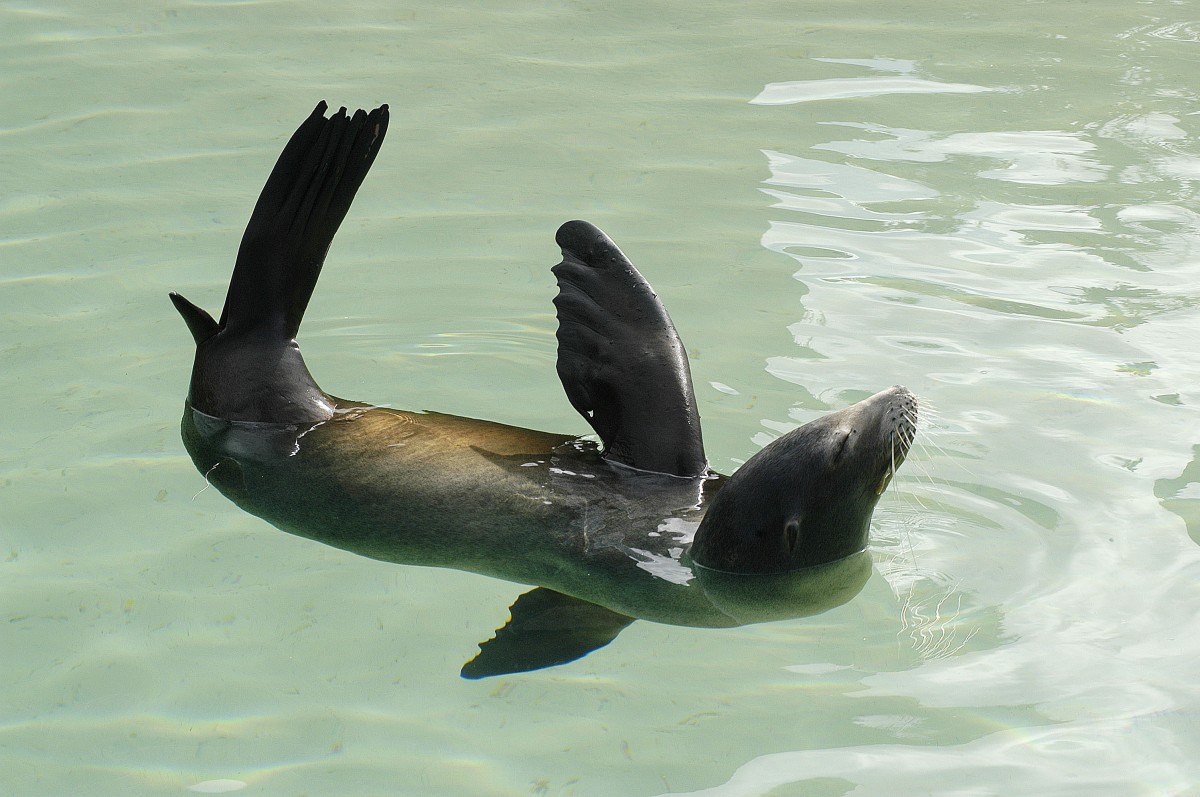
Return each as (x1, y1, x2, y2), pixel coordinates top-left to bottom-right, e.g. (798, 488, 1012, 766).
(917, 470, 942, 506)
(901, 400, 975, 482)
(917, 431, 977, 480)
(913, 394, 938, 416)
(897, 463, 931, 506)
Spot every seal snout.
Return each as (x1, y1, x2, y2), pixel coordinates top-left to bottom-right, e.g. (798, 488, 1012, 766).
(873, 386, 918, 495)
(885, 386, 918, 455)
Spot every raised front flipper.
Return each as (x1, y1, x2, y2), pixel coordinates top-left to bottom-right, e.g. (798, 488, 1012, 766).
(170, 102, 389, 423)
(460, 587, 637, 679)
(552, 221, 707, 477)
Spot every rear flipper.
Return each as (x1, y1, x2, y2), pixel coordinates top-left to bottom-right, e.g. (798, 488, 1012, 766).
(171, 102, 389, 423)
(552, 221, 707, 477)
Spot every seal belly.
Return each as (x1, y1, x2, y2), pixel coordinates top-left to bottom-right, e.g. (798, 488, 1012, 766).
(182, 403, 759, 628)
(184, 404, 572, 565)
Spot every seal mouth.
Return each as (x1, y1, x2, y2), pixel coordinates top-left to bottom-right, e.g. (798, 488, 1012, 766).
(876, 389, 918, 495)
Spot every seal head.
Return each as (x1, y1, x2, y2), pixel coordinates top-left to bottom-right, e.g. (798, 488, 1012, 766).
(688, 385, 917, 574)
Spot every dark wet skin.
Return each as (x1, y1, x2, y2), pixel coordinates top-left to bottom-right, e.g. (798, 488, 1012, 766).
(183, 392, 909, 625)
(172, 103, 916, 676)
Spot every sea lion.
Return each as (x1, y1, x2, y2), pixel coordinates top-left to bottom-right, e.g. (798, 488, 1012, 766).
(171, 102, 917, 678)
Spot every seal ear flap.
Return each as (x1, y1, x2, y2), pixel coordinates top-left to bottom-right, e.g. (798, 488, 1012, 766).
(785, 517, 801, 553)
(169, 291, 220, 344)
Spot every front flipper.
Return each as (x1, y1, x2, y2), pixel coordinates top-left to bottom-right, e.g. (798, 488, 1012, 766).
(460, 587, 636, 679)
(552, 221, 707, 477)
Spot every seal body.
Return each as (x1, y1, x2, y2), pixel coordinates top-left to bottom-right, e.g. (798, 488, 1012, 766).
(172, 103, 916, 677)
(183, 393, 907, 627)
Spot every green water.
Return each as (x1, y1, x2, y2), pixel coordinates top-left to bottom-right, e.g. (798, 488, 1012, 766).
(4, 1, 1200, 794)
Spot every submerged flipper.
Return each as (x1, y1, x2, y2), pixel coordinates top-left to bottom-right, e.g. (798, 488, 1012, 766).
(552, 221, 707, 477)
(170, 102, 389, 423)
(460, 587, 637, 679)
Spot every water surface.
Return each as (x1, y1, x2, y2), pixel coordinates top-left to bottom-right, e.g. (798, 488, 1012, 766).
(4, 1, 1200, 794)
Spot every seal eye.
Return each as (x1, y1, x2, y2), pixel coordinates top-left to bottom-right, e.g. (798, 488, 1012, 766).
(833, 429, 853, 462)
(784, 519, 800, 553)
